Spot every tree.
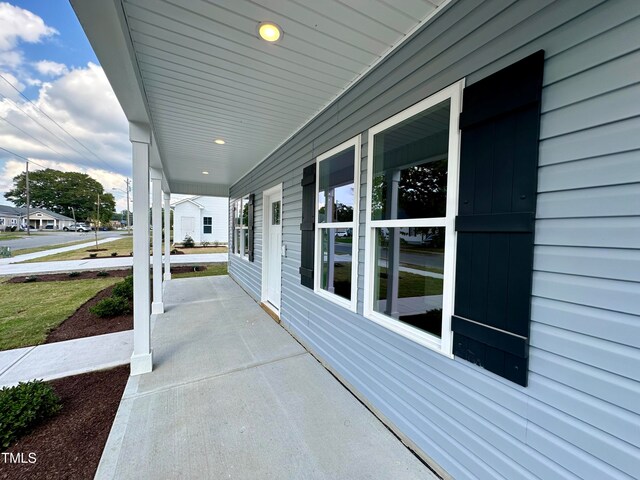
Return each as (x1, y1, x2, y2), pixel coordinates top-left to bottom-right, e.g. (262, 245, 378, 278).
(5, 168, 116, 224)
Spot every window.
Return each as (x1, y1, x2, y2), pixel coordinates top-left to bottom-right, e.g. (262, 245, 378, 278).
(364, 81, 463, 354)
(315, 136, 360, 310)
(203, 216, 212, 234)
(232, 196, 250, 259)
(0, 218, 4, 226)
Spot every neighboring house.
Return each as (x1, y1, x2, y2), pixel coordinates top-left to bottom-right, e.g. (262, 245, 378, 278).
(172, 196, 228, 245)
(0, 205, 20, 229)
(74, 1, 640, 479)
(0, 205, 74, 230)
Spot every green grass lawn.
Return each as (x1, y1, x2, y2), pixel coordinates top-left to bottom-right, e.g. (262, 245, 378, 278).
(20, 237, 135, 263)
(20, 237, 228, 263)
(172, 263, 227, 279)
(400, 263, 444, 275)
(0, 233, 25, 241)
(0, 277, 120, 351)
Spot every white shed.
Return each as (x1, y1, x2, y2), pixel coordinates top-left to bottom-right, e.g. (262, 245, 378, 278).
(172, 196, 228, 246)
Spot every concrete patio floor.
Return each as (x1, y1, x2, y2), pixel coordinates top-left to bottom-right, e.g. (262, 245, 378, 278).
(97, 276, 437, 480)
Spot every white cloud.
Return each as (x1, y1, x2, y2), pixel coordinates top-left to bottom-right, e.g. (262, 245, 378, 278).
(0, 3, 57, 51)
(34, 60, 68, 77)
(0, 62, 131, 210)
(0, 70, 24, 99)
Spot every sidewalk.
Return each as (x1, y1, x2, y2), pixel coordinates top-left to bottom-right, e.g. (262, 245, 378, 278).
(0, 331, 133, 388)
(0, 253, 228, 276)
(0, 236, 120, 265)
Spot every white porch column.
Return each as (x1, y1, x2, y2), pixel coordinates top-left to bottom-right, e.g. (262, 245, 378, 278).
(151, 168, 164, 314)
(163, 191, 171, 281)
(130, 122, 152, 375)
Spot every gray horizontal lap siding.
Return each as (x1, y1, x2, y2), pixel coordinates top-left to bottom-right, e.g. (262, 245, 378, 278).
(229, 0, 640, 478)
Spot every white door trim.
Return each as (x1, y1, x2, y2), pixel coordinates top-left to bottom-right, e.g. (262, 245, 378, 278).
(261, 183, 283, 311)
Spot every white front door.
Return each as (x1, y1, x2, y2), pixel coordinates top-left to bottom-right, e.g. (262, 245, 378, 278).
(263, 187, 282, 311)
(181, 216, 195, 239)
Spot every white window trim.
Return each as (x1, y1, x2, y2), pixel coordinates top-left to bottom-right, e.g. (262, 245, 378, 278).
(363, 79, 464, 357)
(314, 135, 361, 312)
(232, 197, 250, 261)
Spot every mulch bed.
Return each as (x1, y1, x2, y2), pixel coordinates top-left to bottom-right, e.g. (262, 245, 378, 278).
(7, 269, 132, 284)
(44, 284, 132, 344)
(0, 366, 130, 480)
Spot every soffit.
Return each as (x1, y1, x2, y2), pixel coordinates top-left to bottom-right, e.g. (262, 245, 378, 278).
(120, 0, 448, 192)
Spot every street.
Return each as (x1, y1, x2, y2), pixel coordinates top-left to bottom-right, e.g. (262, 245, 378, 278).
(0, 231, 121, 250)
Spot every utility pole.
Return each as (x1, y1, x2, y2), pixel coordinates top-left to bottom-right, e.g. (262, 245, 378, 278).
(25, 161, 30, 236)
(95, 193, 100, 249)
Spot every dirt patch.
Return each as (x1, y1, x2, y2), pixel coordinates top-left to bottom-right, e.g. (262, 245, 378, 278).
(84, 248, 108, 252)
(0, 366, 129, 480)
(7, 269, 132, 283)
(44, 284, 132, 344)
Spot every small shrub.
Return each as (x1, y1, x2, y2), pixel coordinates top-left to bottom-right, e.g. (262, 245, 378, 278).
(110, 252, 118, 257)
(90, 296, 131, 318)
(22, 276, 38, 283)
(0, 380, 62, 448)
(201, 241, 210, 247)
(182, 235, 195, 248)
(96, 270, 110, 277)
(112, 275, 133, 300)
(170, 248, 179, 255)
(193, 265, 202, 272)
(68, 271, 80, 278)
(89, 253, 98, 258)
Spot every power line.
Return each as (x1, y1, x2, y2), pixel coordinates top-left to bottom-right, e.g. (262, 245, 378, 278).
(0, 72, 117, 172)
(0, 146, 47, 169)
(0, 146, 28, 161)
(0, 116, 71, 161)
(0, 91, 99, 164)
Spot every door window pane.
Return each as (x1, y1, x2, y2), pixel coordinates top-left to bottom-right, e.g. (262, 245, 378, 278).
(272, 201, 281, 225)
(372, 99, 450, 220)
(320, 228, 352, 301)
(373, 227, 445, 337)
(318, 147, 355, 223)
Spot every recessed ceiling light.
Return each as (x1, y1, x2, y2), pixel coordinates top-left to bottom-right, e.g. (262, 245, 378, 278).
(202, 171, 209, 175)
(214, 139, 225, 145)
(258, 22, 282, 43)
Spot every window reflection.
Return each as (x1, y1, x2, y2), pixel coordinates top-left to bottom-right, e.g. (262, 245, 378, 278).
(318, 147, 355, 223)
(320, 228, 352, 301)
(371, 100, 450, 221)
(373, 227, 445, 337)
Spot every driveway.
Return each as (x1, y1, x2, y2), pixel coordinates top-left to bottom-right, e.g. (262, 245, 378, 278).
(0, 231, 120, 250)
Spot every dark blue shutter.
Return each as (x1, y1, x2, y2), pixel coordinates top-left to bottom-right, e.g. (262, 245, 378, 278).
(248, 193, 255, 262)
(300, 163, 316, 288)
(453, 51, 545, 387)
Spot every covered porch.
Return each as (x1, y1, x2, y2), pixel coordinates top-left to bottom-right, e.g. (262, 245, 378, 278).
(96, 275, 435, 479)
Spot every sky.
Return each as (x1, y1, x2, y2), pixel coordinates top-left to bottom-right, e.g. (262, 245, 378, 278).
(0, 1, 132, 211)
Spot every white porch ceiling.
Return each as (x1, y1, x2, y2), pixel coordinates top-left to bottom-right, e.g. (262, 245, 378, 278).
(75, 0, 448, 194)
